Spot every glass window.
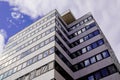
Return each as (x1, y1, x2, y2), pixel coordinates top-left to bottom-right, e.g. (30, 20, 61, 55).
(74, 65, 79, 71)
(3, 72, 8, 78)
(13, 67, 17, 73)
(79, 38, 84, 43)
(42, 25, 47, 29)
(92, 42, 98, 49)
(84, 59, 90, 66)
(96, 54, 102, 61)
(81, 28, 86, 32)
(30, 47, 35, 52)
(37, 34, 41, 40)
(22, 62, 27, 68)
(8, 69, 13, 76)
(76, 50, 82, 56)
(80, 21, 84, 25)
(36, 68, 41, 76)
(39, 27, 42, 31)
(38, 54, 42, 60)
(94, 72, 101, 80)
(86, 25, 90, 30)
(88, 33, 94, 38)
(45, 39, 49, 45)
(50, 36, 54, 41)
(24, 74, 30, 80)
(13, 57, 17, 62)
(33, 56, 38, 63)
(87, 45, 92, 51)
(47, 22, 51, 26)
(35, 45, 40, 50)
(48, 62, 54, 70)
(46, 30, 51, 34)
(41, 65, 48, 74)
(90, 56, 96, 64)
(30, 70, 36, 79)
(5, 62, 8, 67)
(17, 55, 21, 60)
(88, 75, 94, 80)
(49, 47, 54, 54)
(28, 40, 32, 44)
(102, 50, 110, 58)
(27, 59, 33, 66)
(84, 19, 88, 23)
(74, 32, 78, 36)
(9, 59, 12, 64)
(17, 64, 22, 71)
(101, 68, 109, 77)
(40, 42, 44, 47)
(88, 16, 93, 20)
(84, 35, 89, 41)
(41, 32, 45, 37)
(35, 29, 39, 33)
(78, 30, 82, 34)
(97, 39, 104, 46)
(89, 22, 96, 28)
(108, 65, 117, 74)
(82, 47, 87, 54)
(72, 26, 76, 30)
(51, 27, 55, 32)
(43, 51, 49, 57)
(79, 62, 84, 69)
(76, 23, 80, 27)
(94, 30, 100, 36)
(0, 75, 3, 80)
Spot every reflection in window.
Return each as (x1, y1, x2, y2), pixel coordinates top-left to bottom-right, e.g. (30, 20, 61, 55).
(17, 64, 22, 71)
(108, 65, 117, 74)
(41, 65, 48, 74)
(102, 51, 110, 58)
(24, 74, 30, 80)
(96, 54, 102, 61)
(36, 68, 41, 77)
(88, 75, 94, 80)
(27, 59, 33, 66)
(84, 35, 89, 41)
(94, 72, 101, 80)
(101, 68, 108, 77)
(78, 30, 82, 34)
(33, 56, 38, 63)
(45, 39, 49, 45)
(87, 45, 92, 51)
(30, 70, 36, 79)
(81, 28, 86, 32)
(79, 38, 84, 43)
(38, 54, 42, 60)
(90, 57, 96, 64)
(84, 59, 90, 66)
(82, 48, 87, 54)
(97, 39, 104, 46)
(92, 43, 97, 49)
(43, 51, 49, 57)
(22, 62, 27, 68)
(48, 62, 54, 70)
(49, 47, 54, 54)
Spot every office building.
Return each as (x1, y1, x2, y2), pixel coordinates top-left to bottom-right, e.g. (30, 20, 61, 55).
(0, 9, 120, 80)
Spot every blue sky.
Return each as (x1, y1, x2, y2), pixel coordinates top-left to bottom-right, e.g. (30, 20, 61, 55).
(0, 0, 120, 62)
(0, 2, 40, 43)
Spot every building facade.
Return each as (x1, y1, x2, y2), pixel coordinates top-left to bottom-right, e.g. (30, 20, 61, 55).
(0, 10, 120, 80)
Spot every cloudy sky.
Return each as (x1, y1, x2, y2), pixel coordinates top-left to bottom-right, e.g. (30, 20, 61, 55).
(0, 0, 120, 61)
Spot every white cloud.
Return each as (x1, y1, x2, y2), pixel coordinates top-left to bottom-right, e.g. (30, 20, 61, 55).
(1, 0, 120, 62)
(11, 11, 21, 19)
